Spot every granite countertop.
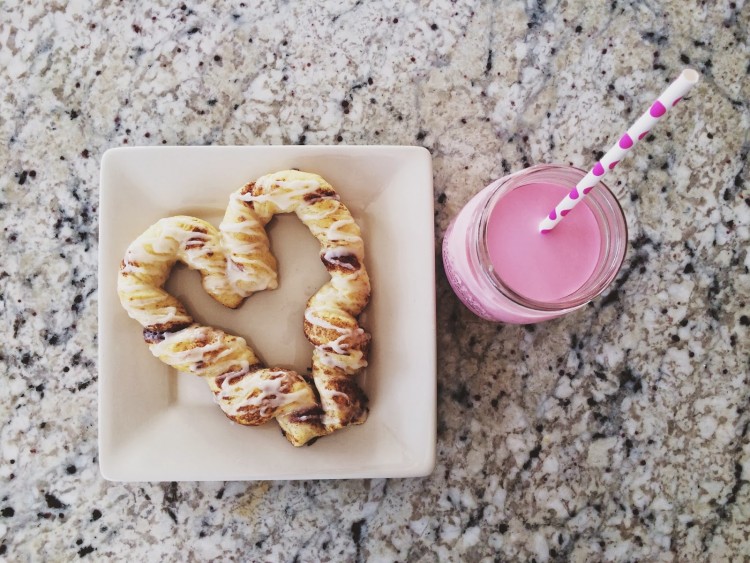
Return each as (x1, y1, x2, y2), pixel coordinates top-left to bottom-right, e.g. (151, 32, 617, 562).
(1, 1, 749, 561)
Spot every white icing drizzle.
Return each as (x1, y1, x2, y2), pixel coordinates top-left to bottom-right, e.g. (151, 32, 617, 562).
(129, 293, 165, 308)
(320, 387, 351, 405)
(219, 215, 267, 244)
(300, 203, 340, 221)
(216, 217, 249, 232)
(123, 239, 175, 268)
(322, 247, 358, 269)
(215, 369, 309, 418)
(149, 326, 246, 377)
(181, 231, 211, 241)
(240, 178, 322, 213)
(317, 349, 367, 372)
(117, 267, 189, 327)
(150, 222, 186, 254)
(319, 386, 358, 427)
(304, 306, 351, 334)
(220, 234, 264, 254)
(146, 306, 180, 326)
(325, 218, 361, 243)
(331, 269, 366, 292)
(325, 332, 351, 354)
(225, 257, 276, 291)
(181, 232, 216, 265)
(201, 275, 227, 296)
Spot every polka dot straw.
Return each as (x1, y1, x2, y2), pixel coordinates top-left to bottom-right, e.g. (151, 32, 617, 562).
(539, 69, 700, 233)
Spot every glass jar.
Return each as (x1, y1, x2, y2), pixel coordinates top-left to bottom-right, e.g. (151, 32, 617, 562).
(442, 164, 628, 323)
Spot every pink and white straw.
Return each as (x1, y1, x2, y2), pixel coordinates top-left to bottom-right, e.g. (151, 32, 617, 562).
(539, 68, 700, 233)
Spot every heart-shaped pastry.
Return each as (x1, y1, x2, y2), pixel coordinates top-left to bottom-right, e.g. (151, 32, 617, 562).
(117, 170, 371, 446)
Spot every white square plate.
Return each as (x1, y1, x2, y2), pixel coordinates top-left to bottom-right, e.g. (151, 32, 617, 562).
(98, 146, 436, 481)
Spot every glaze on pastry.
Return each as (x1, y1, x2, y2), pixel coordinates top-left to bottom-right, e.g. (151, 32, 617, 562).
(117, 171, 371, 446)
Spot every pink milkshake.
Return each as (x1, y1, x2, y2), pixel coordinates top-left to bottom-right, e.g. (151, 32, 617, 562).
(442, 164, 627, 323)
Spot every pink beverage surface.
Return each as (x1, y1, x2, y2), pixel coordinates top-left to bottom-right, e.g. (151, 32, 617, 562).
(486, 182, 601, 302)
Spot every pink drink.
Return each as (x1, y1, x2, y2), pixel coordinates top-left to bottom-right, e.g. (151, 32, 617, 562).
(442, 164, 627, 323)
(486, 183, 601, 302)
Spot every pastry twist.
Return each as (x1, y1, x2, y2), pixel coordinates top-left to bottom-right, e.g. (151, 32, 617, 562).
(117, 170, 371, 446)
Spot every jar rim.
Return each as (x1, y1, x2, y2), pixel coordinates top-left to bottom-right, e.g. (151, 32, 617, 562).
(475, 163, 628, 312)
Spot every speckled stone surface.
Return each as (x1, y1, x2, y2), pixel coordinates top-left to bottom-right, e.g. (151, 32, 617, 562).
(1, 0, 749, 561)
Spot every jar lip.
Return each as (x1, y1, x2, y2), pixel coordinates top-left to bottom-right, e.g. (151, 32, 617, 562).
(476, 163, 628, 312)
